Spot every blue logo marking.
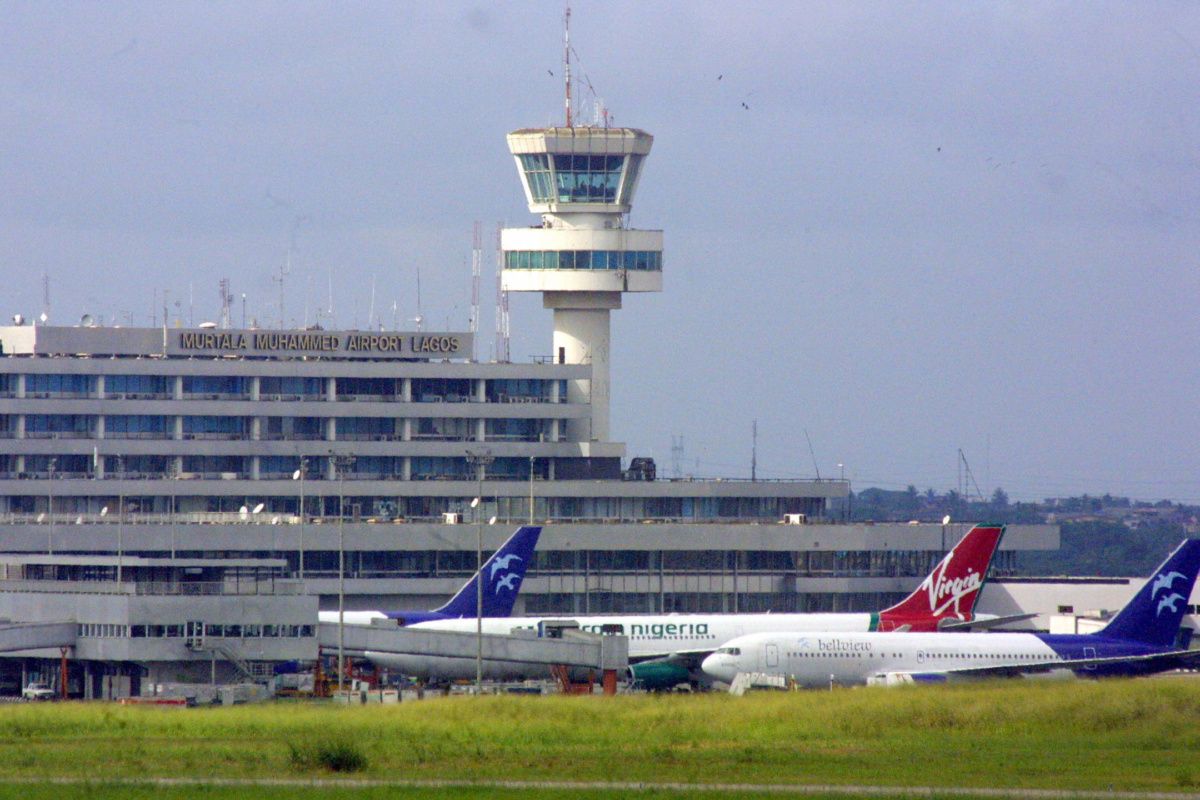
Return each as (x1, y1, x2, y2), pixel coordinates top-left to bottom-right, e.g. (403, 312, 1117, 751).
(489, 554, 523, 579)
(495, 572, 521, 593)
(1152, 571, 1186, 598)
(1157, 593, 1184, 616)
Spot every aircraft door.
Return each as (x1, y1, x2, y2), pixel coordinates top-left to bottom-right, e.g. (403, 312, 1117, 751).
(765, 642, 779, 669)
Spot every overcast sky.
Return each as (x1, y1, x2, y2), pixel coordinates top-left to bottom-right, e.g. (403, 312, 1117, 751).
(2, 2, 1197, 502)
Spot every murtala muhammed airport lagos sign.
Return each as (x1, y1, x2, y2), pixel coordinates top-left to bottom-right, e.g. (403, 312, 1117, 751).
(0, 325, 472, 360)
(176, 330, 468, 358)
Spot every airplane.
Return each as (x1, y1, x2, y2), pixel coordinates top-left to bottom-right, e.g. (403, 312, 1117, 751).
(391, 523, 1011, 686)
(701, 538, 1200, 690)
(318, 524, 541, 627)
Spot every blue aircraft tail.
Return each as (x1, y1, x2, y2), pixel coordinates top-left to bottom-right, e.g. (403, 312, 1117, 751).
(434, 525, 541, 618)
(1098, 539, 1200, 648)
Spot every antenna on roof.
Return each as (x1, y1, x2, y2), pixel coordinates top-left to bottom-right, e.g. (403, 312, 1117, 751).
(41, 274, 50, 324)
(218, 279, 233, 329)
(494, 222, 510, 362)
(368, 274, 377, 330)
(751, 419, 757, 482)
(563, 5, 572, 127)
(272, 250, 291, 329)
(804, 429, 821, 481)
(470, 222, 482, 361)
(412, 266, 424, 332)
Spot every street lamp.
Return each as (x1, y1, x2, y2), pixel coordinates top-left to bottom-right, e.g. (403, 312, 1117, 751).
(47, 457, 56, 556)
(331, 453, 355, 696)
(293, 457, 307, 580)
(528, 456, 535, 524)
(168, 459, 179, 558)
(465, 449, 494, 693)
(116, 455, 124, 585)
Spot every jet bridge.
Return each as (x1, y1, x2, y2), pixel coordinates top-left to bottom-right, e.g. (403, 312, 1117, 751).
(318, 621, 628, 691)
(0, 621, 76, 653)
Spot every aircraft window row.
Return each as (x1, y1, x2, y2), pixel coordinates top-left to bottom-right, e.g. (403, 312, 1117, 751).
(784, 651, 1062, 661)
(630, 633, 715, 640)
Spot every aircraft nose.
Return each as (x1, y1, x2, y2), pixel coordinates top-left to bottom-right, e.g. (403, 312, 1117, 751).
(701, 652, 733, 681)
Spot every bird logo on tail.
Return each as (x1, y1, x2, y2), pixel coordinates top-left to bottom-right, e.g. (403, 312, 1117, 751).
(489, 553, 523, 579)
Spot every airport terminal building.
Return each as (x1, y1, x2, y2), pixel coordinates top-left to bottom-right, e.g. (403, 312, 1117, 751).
(0, 118, 1057, 653)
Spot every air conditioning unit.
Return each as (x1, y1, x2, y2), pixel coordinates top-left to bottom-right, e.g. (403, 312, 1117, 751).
(783, 513, 807, 525)
(442, 512, 463, 525)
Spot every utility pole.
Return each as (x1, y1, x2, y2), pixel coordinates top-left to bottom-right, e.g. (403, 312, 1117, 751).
(465, 449, 494, 693)
(47, 457, 56, 555)
(293, 457, 307, 580)
(331, 454, 355, 695)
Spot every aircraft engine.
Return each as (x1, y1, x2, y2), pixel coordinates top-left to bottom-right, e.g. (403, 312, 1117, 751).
(627, 662, 691, 691)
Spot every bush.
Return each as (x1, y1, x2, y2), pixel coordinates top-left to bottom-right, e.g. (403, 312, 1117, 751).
(287, 739, 368, 773)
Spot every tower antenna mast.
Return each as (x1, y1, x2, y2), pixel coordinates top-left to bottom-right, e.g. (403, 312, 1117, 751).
(563, 5, 572, 127)
(494, 223, 510, 362)
(470, 222, 482, 361)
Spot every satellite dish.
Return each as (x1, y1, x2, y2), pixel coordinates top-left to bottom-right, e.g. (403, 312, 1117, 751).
(39, 312, 48, 324)
(271, 516, 280, 525)
(81, 313, 94, 327)
(292, 469, 301, 480)
(253, 502, 265, 514)
(36, 513, 45, 523)
(488, 516, 497, 525)
(470, 497, 480, 508)
(75, 516, 83, 525)
(12, 314, 24, 326)
(199, 321, 218, 329)
(942, 515, 951, 525)
(100, 506, 108, 517)
(238, 505, 249, 520)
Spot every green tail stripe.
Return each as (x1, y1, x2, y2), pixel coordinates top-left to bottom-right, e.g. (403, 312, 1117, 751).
(869, 612, 879, 632)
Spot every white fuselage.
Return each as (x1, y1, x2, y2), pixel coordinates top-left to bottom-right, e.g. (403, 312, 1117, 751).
(359, 612, 880, 681)
(701, 631, 1067, 688)
(413, 613, 880, 659)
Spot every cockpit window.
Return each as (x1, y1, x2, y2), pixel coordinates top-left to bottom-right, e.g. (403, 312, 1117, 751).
(717, 647, 741, 656)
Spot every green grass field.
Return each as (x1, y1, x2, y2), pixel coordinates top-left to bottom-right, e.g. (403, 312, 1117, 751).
(0, 677, 1197, 799)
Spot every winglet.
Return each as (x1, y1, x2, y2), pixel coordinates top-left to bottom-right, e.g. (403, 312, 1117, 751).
(1098, 539, 1200, 648)
(877, 524, 1004, 631)
(434, 525, 542, 618)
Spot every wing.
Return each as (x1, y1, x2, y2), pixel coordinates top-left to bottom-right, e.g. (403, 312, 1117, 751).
(937, 613, 1039, 632)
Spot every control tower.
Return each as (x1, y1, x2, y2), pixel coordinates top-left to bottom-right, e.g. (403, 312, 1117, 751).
(500, 126, 662, 442)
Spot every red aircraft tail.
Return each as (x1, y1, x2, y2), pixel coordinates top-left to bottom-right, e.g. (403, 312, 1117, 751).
(876, 524, 1004, 632)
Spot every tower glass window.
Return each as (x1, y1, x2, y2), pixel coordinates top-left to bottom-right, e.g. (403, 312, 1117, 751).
(518, 154, 554, 202)
(552, 154, 624, 203)
(505, 251, 661, 271)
